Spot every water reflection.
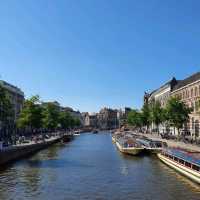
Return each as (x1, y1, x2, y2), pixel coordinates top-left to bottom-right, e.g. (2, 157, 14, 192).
(0, 133, 199, 200)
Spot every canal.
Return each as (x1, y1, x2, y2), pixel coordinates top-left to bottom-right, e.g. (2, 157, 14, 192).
(0, 133, 199, 200)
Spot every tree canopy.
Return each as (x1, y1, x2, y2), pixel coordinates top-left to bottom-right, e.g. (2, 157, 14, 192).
(42, 102, 60, 130)
(17, 95, 43, 129)
(165, 97, 191, 135)
(127, 109, 143, 128)
(17, 95, 81, 132)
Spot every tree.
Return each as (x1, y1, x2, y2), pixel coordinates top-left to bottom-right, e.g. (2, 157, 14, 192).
(127, 109, 143, 129)
(73, 117, 81, 128)
(59, 111, 72, 129)
(149, 101, 165, 134)
(141, 103, 151, 132)
(17, 95, 43, 131)
(165, 97, 191, 136)
(42, 102, 60, 130)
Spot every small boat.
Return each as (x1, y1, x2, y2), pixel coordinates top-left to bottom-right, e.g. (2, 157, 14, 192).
(93, 130, 98, 134)
(73, 130, 81, 136)
(157, 148, 200, 184)
(62, 133, 74, 142)
(116, 137, 144, 156)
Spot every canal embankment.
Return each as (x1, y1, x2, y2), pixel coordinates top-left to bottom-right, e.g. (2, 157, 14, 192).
(0, 135, 62, 166)
(137, 132, 200, 152)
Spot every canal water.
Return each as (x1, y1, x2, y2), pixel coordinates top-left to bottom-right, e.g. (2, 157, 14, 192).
(0, 133, 199, 200)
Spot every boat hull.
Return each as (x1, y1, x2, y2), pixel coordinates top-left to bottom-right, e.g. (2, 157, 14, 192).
(111, 136, 116, 143)
(116, 141, 143, 156)
(157, 153, 200, 184)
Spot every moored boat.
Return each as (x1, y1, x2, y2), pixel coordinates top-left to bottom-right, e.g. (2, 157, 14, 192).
(93, 129, 99, 134)
(157, 148, 200, 184)
(136, 138, 167, 154)
(74, 130, 81, 136)
(62, 133, 74, 142)
(115, 137, 144, 156)
(111, 131, 123, 143)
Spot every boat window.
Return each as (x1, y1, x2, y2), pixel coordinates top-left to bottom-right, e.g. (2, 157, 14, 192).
(179, 159, 184, 165)
(192, 165, 200, 171)
(174, 157, 178, 162)
(185, 162, 191, 168)
(169, 155, 173, 159)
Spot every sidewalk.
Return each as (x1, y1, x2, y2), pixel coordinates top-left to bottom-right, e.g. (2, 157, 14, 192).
(137, 132, 200, 152)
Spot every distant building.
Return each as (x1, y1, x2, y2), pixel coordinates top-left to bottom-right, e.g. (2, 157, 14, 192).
(97, 108, 118, 130)
(0, 80, 24, 126)
(42, 102, 84, 126)
(62, 106, 83, 125)
(117, 107, 131, 128)
(84, 113, 98, 128)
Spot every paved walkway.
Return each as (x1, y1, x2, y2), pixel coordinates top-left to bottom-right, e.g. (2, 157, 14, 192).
(137, 132, 200, 152)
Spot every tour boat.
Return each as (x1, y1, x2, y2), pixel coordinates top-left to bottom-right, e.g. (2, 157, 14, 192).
(115, 138, 144, 156)
(136, 138, 167, 154)
(157, 148, 200, 184)
(111, 131, 124, 143)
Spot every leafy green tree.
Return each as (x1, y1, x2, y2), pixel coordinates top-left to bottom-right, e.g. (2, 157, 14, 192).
(59, 111, 72, 129)
(141, 103, 151, 132)
(165, 97, 191, 136)
(127, 109, 143, 128)
(17, 95, 43, 131)
(149, 101, 165, 134)
(42, 102, 60, 130)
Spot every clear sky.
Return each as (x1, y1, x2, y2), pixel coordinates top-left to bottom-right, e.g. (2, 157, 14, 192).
(0, 0, 200, 112)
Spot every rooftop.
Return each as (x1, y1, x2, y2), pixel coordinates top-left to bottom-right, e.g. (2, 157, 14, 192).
(172, 72, 200, 91)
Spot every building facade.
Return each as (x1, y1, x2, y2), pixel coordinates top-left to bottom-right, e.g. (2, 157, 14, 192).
(97, 108, 118, 130)
(144, 72, 200, 138)
(0, 80, 24, 125)
(144, 78, 177, 133)
(117, 107, 131, 128)
(171, 72, 200, 138)
(84, 113, 98, 128)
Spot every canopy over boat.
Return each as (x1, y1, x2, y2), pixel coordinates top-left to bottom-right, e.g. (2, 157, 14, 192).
(163, 148, 200, 167)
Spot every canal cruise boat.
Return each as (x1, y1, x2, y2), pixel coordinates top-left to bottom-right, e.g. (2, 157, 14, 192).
(136, 138, 167, 154)
(157, 148, 200, 184)
(115, 137, 144, 156)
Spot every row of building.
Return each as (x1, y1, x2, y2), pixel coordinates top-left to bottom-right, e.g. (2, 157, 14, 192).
(144, 72, 200, 138)
(0, 80, 131, 132)
(0, 80, 84, 131)
(82, 107, 131, 130)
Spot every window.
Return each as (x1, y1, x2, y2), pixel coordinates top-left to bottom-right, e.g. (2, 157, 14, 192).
(174, 157, 178, 162)
(185, 161, 191, 168)
(192, 165, 200, 171)
(183, 91, 185, 99)
(191, 88, 194, 97)
(179, 159, 184, 164)
(199, 85, 200, 96)
(186, 90, 189, 98)
(195, 101, 199, 112)
(195, 87, 198, 96)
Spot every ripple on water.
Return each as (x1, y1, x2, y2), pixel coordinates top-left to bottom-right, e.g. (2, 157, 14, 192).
(0, 133, 199, 200)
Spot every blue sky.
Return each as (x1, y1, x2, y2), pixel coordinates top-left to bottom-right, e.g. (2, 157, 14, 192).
(0, 0, 199, 112)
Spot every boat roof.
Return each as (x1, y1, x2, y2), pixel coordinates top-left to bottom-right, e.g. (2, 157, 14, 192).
(164, 148, 200, 167)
